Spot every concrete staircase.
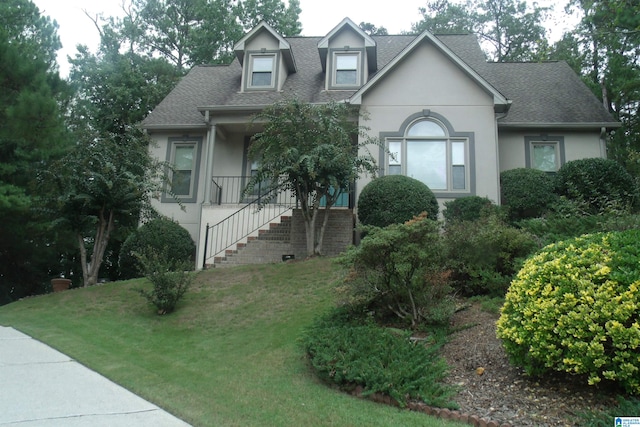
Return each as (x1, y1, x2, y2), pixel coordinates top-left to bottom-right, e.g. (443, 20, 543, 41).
(212, 215, 294, 267)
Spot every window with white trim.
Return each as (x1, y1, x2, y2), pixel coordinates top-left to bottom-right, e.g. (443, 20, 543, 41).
(248, 54, 275, 89)
(387, 119, 469, 191)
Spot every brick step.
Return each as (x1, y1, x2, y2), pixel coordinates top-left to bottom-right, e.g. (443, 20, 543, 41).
(214, 216, 293, 266)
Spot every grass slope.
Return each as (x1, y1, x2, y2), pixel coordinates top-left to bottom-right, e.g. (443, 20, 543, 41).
(0, 258, 464, 426)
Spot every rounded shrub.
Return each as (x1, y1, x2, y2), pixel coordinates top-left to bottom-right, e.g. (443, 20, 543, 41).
(357, 175, 438, 227)
(119, 218, 195, 279)
(500, 168, 556, 220)
(555, 158, 637, 214)
(442, 196, 497, 224)
(497, 230, 640, 394)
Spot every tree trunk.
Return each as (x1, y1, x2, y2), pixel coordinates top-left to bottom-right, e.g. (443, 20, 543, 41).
(304, 207, 319, 257)
(80, 207, 115, 287)
(315, 205, 332, 255)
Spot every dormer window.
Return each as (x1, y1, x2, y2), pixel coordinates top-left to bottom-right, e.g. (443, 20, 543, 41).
(335, 53, 358, 85)
(251, 55, 274, 86)
(330, 50, 363, 89)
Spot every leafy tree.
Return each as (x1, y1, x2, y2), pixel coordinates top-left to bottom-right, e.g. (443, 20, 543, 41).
(0, 0, 74, 304)
(0, 0, 61, 68)
(554, 0, 640, 175)
(69, 45, 181, 138)
(413, 0, 550, 62)
(359, 22, 388, 36)
(237, 0, 302, 35)
(247, 99, 379, 257)
(41, 133, 166, 287)
(42, 22, 180, 287)
(412, 0, 476, 35)
(106, 0, 301, 70)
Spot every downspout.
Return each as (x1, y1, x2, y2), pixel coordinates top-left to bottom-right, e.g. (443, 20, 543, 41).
(600, 126, 608, 158)
(494, 110, 510, 205)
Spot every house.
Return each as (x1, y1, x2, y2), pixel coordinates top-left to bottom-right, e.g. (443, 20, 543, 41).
(142, 18, 619, 269)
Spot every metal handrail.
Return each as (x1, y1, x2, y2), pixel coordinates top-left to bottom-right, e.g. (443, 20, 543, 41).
(202, 184, 297, 268)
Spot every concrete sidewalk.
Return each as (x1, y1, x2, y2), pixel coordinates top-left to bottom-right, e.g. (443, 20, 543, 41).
(0, 326, 191, 426)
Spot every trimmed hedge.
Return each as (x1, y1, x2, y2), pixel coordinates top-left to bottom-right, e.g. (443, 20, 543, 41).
(357, 175, 438, 227)
(443, 196, 496, 224)
(555, 158, 637, 214)
(497, 230, 640, 394)
(500, 168, 556, 220)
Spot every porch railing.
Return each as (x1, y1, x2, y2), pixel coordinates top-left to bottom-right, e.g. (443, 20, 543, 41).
(210, 176, 278, 205)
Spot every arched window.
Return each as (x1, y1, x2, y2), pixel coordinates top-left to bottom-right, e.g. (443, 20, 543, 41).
(387, 118, 468, 192)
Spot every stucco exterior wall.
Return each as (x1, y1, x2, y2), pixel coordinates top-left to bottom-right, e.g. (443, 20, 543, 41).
(498, 129, 605, 172)
(357, 41, 500, 211)
(148, 131, 207, 242)
(330, 27, 364, 48)
(245, 31, 279, 51)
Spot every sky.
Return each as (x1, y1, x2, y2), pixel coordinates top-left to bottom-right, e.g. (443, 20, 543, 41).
(31, 0, 577, 77)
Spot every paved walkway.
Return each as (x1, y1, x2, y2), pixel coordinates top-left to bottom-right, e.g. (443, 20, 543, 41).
(0, 326, 191, 426)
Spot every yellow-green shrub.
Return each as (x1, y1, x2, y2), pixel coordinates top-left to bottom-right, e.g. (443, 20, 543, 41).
(497, 230, 640, 395)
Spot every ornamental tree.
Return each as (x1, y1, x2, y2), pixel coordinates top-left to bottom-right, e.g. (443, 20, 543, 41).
(247, 99, 379, 257)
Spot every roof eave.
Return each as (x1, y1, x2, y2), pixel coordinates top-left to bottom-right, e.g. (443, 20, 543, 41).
(498, 121, 622, 129)
(142, 123, 208, 131)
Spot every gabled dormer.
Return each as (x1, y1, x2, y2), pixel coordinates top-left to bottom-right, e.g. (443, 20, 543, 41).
(234, 21, 297, 92)
(318, 17, 377, 91)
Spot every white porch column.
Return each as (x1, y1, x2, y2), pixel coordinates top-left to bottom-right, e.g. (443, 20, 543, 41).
(203, 122, 217, 204)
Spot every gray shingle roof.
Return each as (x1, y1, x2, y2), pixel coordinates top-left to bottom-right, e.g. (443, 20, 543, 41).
(478, 61, 617, 125)
(142, 32, 617, 129)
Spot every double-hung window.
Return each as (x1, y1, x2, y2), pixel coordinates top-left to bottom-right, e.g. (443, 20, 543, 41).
(387, 119, 469, 192)
(248, 54, 276, 89)
(335, 53, 359, 86)
(330, 51, 361, 88)
(164, 138, 202, 203)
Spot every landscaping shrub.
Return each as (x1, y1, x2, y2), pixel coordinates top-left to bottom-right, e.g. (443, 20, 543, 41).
(517, 214, 602, 247)
(338, 214, 453, 327)
(119, 217, 195, 279)
(442, 196, 498, 224)
(500, 168, 556, 220)
(555, 158, 637, 214)
(136, 250, 195, 315)
(301, 309, 456, 408)
(357, 175, 438, 227)
(444, 213, 538, 296)
(497, 230, 640, 395)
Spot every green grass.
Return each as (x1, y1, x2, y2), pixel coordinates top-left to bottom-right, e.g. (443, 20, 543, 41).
(0, 258, 464, 427)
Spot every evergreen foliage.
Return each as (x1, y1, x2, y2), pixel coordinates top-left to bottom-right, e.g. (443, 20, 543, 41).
(119, 218, 195, 279)
(500, 168, 556, 220)
(338, 214, 453, 327)
(357, 175, 438, 228)
(497, 230, 640, 395)
(442, 196, 497, 224)
(554, 158, 637, 214)
(301, 309, 455, 408)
